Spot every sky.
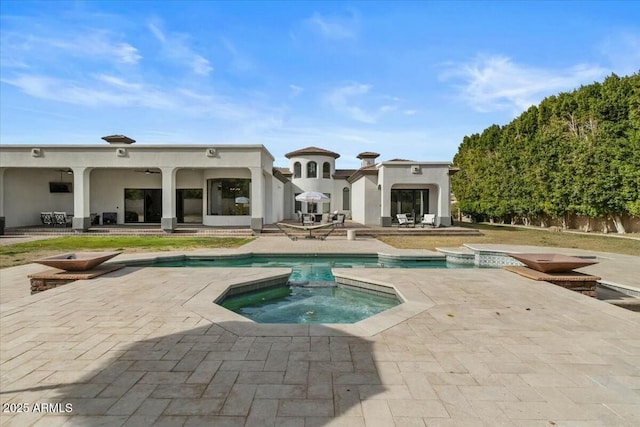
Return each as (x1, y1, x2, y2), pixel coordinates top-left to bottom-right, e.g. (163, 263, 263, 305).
(1, 1, 639, 169)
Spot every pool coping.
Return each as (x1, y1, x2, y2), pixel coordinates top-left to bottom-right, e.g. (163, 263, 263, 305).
(118, 251, 447, 266)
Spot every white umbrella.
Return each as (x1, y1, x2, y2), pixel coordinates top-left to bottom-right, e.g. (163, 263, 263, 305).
(295, 191, 330, 203)
(295, 191, 330, 214)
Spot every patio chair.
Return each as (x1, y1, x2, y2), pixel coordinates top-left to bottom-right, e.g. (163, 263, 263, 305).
(333, 213, 346, 227)
(396, 213, 415, 228)
(302, 213, 314, 226)
(53, 212, 72, 227)
(420, 213, 436, 228)
(40, 212, 54, 226)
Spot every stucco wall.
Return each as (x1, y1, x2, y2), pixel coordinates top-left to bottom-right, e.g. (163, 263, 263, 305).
(289, 154, 338, 213)
(379, 162, 453, 225)
(3, 169, 74, 227)
(350, 175, 380, 225)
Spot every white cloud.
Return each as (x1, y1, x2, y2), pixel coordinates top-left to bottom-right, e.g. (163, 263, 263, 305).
(325, 83, 402, 123)
(441, 55, 608, 114)
(2, 74, 175, 109)
(304, 11, 359, 40)
(289, 84, 304, 97)
(221, 38, 252, 72)
(147, 19, 213, 76)
(1, 29, 141, 66)
(326, 83, 376, 123)
(96, 74, 142, 91)
(598, 31, 640, 76)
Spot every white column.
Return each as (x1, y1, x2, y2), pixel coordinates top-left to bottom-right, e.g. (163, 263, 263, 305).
(250, 167, 265, 231)
(379, 180, 392, 227)
(161, 167, 177, 232)
(72, 167, 92, 231)
(0, 168, 5, 235)
(437, 182, 451, 226)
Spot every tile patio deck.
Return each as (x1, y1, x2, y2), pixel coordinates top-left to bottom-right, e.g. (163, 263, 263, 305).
(1, 236, 639, 426)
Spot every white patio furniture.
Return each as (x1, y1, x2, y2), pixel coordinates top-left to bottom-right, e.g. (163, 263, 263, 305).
(421, 213, 436, 228)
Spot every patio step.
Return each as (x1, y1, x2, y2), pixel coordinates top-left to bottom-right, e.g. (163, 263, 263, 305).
(5, 227, 255, 237)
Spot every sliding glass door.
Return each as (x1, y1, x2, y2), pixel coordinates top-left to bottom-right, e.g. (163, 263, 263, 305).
(124, 189, 162, 223)
(390, 189, 429, 222)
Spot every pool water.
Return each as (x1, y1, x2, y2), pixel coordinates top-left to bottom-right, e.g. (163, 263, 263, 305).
(220, 284, 400, 324)
(144, 255, 470, 324)
(146, 255, 466, 282)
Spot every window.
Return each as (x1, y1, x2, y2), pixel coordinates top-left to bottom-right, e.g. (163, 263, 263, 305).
(342, 187, 350, 210)
(322, 193, 331, 213)
(294, 193, 302, 213)
(323, 162, 331, 179)
(177, 189, 203, 223)
(307, 161, 317, 178)
(293, 162, 301, 178)
(206, 178, 251, 215)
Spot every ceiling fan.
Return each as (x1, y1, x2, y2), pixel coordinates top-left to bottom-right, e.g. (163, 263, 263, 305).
(134, 168, 161, 174)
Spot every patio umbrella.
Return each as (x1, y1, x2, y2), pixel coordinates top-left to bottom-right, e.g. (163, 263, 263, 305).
(295, 191, 330, 203)
(295, 191, 330, 214)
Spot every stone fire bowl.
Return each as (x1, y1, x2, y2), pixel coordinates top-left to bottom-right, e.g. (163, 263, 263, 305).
(34, 251, 122, 271)
(509, 253, 597, 273)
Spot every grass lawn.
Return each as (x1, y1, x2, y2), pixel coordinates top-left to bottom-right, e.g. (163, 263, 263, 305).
(378, 223, 640, 256)
(0, 236, 254, 268)
(1, 224, 638, 269)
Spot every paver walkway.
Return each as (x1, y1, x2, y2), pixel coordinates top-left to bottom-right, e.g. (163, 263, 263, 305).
(1, 236, 639, 426)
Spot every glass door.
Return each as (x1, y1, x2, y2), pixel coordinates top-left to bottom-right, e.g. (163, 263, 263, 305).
(390, 189, 429, 223)
(124, 189, 162, 223)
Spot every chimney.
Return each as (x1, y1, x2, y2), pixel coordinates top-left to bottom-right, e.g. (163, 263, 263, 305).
(356, 152, 380, 168)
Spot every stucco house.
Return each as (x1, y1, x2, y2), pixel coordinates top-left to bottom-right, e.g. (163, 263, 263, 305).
(0, 136, 458, 233)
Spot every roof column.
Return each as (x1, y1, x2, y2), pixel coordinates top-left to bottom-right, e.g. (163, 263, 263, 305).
(0, 168, 5, 235)
(161, 167, 177, 232)
(250, 167, 264, 232)
(71, 167, 93, 232)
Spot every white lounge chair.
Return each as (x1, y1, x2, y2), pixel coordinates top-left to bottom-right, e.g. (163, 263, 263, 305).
(396, 213, 415, 228)
(53, 212, 72, 227)
(421, 213, 436, 228)
(40, 212, 54, 226)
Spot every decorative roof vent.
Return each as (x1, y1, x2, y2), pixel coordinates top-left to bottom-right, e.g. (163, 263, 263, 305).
(102, 135, 136, 144)
(357, 151, 380, 168)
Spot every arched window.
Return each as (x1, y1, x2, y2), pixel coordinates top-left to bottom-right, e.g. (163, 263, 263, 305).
(307, 161, 317, 178)
(293, 162, 301, 178)
(323, 162, 331, 179)
(342, 187, 350, 210)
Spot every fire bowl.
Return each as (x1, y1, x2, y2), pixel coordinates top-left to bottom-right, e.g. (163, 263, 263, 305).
(34, 251, 122, 271)
(509, 253, 597, 273)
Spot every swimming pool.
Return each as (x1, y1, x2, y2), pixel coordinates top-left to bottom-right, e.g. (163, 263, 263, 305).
(139, 254, 471, 282)
(135, 254, 471, 324)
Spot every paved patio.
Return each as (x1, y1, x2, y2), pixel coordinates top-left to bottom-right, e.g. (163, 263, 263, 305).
(1, 236, 639, 426)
